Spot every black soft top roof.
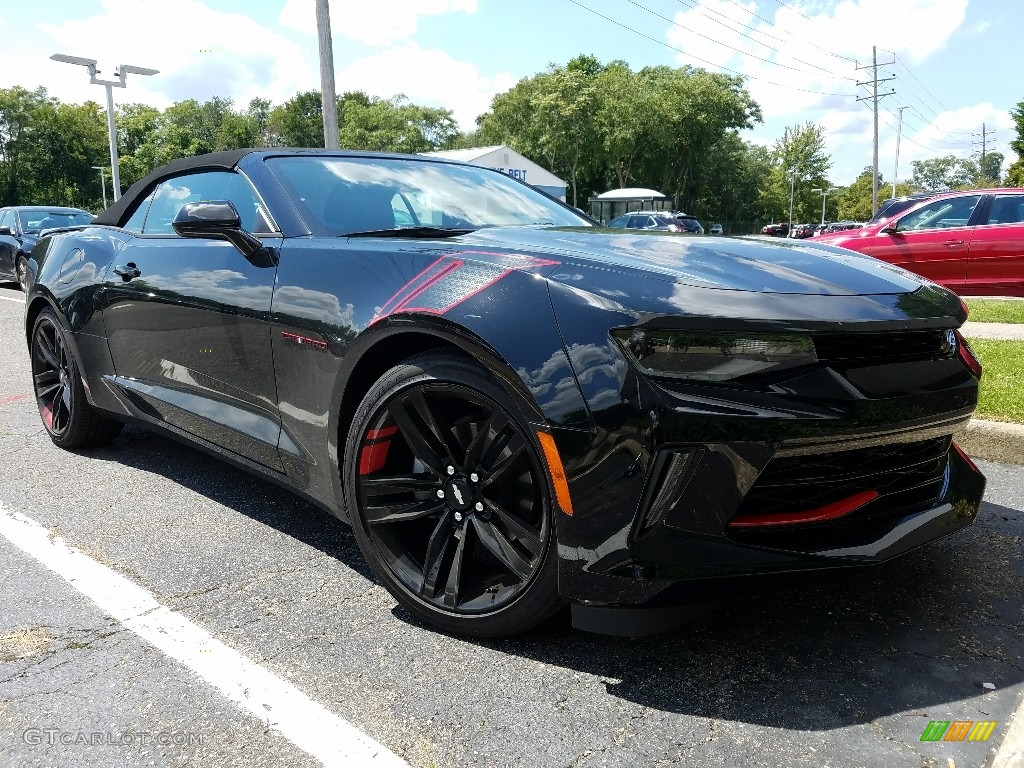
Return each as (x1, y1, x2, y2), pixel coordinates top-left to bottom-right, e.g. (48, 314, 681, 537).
(93, 148, 254, 226)
(91, 147, 456, 227)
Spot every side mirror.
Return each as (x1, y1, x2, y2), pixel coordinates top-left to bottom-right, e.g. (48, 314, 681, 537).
(881, 221, 899, 235)
(0, 226, 12, 236)
(172, 201, 274, 266)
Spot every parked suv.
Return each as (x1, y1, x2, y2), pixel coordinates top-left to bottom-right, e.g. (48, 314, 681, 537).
(761, 222, 789, 236)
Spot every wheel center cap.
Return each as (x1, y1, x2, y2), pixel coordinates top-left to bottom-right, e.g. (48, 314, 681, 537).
(446, 478, 473, 510)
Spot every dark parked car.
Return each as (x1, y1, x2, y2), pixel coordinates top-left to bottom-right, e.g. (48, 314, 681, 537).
(0, 206, 93, 289)
(867, 192, 937, 225)
(24, 149, 985, 638)
(817, 188, 1024, 296)
(608, 213, 686, 232)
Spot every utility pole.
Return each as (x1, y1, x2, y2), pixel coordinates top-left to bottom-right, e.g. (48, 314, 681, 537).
(315, 0, 340, 149)
(892, 105, 908, 198)
(856, 46, 895, 215)
(973, 123, 996, 180)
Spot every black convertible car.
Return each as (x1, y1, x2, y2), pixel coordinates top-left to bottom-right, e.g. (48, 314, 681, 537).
(0, 206, 93, 289)
(24, 149, 985, 637)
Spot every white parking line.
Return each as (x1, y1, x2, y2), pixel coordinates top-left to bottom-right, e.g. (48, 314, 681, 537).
(0, 294, 25, 303)
(0, 502, 409, 768)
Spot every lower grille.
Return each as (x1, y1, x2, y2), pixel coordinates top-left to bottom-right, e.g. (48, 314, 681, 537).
(727, 436, 951, 551)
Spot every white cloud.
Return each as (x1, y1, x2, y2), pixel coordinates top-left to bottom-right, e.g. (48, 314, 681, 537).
(661, 0, 991, 183)
(336, 44, 516, 129)
(11, 0, 315, 110)
(278, 0, 477, 46)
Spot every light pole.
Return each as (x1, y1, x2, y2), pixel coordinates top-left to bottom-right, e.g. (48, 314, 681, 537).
(50, 54, 158, 202)
(91, 166, 107, 208)
(811, 187, 838, 226)
(788, 170, 797, 232)
(892, 105, 909, 198)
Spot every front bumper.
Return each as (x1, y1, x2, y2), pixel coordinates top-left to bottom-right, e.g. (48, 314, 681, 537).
(550, 336, 986, 620)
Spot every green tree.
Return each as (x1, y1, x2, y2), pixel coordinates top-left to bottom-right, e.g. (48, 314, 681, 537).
(759, 122, 831, 223)
(477, 55, 761, 212)
(1006, 100, 1024, 187)
(268, 90, 324, 148)
(0, 86, 50, 205)
(911, 154, 977, 191)
(339, 94, 458, 153)
(975, 150, 1004, 186)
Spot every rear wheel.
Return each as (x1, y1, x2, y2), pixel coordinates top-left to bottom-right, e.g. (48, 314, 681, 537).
(31, 309, 123, 448)
(345, 352, 562, 637)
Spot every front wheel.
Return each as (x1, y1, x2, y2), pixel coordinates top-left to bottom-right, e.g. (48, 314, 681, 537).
(31, 308, 123, 448)
(15, 255, 28, 291)
(344, 352, 563, 637)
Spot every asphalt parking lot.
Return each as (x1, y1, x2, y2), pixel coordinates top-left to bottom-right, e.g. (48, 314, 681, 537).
(1, 283, 1022, 768)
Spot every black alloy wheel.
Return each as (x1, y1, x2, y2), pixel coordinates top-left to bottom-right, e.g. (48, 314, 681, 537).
(346, 352, 562, 637)
(31, 308, 122, 448)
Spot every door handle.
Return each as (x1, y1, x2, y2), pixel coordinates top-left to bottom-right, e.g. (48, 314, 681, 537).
(113, 263, 141, 280)
(943, 239, 965, 247)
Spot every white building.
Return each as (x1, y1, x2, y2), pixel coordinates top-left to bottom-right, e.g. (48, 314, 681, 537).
(422, 145, 567, 201)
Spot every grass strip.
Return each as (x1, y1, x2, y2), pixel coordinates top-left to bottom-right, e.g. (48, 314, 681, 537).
(964, 299, 1024, 324)
(966, 338, 1024, 423)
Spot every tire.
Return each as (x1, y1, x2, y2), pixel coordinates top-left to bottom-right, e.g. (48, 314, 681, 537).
(15, 255, 27, 292)
(344, 351, 564, 637)
(30, 308, 123, 449)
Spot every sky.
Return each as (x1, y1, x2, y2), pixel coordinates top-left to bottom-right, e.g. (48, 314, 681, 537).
(0, 0, 1018, 187)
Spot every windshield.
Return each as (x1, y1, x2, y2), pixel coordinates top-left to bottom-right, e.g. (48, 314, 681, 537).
(266, 155, 590, 236)
(18, 210, 93, 234)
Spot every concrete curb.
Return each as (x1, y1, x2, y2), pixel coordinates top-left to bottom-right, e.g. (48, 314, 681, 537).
(955, 419, 1024, 466)
(993, 689, 1024, 768)
(962, 321, 1024, 341)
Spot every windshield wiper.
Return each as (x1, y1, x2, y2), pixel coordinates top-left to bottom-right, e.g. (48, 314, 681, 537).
(343, 226, 475, 239)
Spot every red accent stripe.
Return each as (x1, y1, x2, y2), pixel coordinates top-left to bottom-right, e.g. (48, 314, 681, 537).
(359, 440, 392, 475)
(280, 331, 328, 351)
(951, 441, 980, 475)
(370, 253, 561, 324)
(402, 268, 513, 315)
(955, 330, 982, 378)
(391, 260, 464, 314)
(728, 490, 880, 528)
(41, 401, 53, 429)
(373, 256, 449, 321)
(365, 426, 398, 440)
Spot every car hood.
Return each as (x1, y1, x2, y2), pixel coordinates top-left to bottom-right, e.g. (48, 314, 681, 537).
(460, 227, 922, 296)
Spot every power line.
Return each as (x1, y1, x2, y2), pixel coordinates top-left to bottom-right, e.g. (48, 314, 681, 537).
(719, 0, 857, 64)
(771, 0, 815, 23)
(881, 104, 974, 147)
(671, 0, 856, 79)
(565, 0, 857, 97)
(628, 0, 855, 82)
(892, 55, 972, 134)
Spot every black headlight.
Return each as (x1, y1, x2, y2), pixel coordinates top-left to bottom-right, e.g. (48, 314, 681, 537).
(612, 329, 817, 382)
